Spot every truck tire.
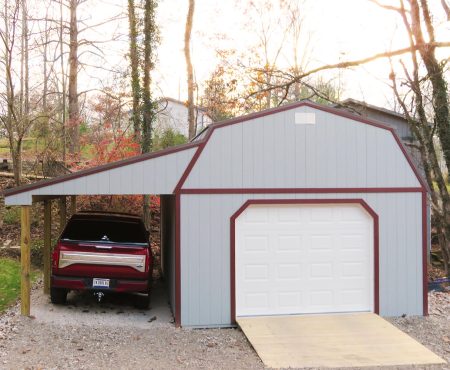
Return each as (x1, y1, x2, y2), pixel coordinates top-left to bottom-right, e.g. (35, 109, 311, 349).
(135, 293, 150, 309)
(50, 287, 68, 304)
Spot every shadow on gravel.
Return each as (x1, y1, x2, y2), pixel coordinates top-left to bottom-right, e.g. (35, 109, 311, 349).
(35, 280, 173, 328)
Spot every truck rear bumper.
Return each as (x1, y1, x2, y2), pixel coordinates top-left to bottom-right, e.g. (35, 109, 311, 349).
(51, 275, 150, 293)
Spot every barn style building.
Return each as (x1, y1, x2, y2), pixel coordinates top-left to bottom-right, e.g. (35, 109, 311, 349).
(4, 101, 429, 328)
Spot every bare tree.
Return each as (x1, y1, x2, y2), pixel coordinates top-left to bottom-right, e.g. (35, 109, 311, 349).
(184, 0, 195, 139)
(67, 0, 80, 154)
(380, 0, 450, 273)
(0, 0, 34, 184)
(59, 0, 67, 161)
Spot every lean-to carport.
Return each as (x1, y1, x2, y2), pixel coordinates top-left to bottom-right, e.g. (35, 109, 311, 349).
(2, 143, 198, 317)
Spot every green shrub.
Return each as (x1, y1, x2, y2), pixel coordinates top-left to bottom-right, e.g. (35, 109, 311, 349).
(31, 240, 44, 267)
(3, 207, 20, 225)
(30, 239, 57, 267)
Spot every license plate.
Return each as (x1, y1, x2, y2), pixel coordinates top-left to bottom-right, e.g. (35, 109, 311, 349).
(93, 278, 110, 288)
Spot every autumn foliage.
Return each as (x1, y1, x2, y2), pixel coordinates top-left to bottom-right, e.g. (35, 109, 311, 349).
(67, 93, 159, 217)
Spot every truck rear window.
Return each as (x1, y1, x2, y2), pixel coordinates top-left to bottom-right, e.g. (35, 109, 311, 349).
(61, 219, 147, 244)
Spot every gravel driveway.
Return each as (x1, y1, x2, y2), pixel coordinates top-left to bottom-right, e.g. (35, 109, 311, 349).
(0, 280, 448, 370)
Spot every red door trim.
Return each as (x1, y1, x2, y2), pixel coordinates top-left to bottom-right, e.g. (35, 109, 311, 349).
(422, 191, 428, 315)
(229, 199, 380, 324)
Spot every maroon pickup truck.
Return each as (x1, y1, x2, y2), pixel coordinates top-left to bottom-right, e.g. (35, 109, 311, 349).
(51, 212, 153, 309)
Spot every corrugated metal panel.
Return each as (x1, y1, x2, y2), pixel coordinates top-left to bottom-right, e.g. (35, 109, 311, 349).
(183, 106, 421, 189)
(5, 148, 197, 205)
(180, 193, 423, 327)
(364, 109, 412, 140)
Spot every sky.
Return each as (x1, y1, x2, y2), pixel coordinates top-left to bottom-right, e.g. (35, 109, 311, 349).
(83, 0, 449, 110)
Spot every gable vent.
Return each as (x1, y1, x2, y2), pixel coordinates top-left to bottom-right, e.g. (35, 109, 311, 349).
(295, 112, 316, 125)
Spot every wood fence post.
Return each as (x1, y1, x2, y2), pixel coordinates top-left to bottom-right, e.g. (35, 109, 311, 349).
(59, 197, 66, 234)
(70, 195, 76, 215)
(20, 206, 31, 316)
(43, 200, 52, 295)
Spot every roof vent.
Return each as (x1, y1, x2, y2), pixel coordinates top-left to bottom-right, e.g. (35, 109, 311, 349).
(295, 112, 316, 125)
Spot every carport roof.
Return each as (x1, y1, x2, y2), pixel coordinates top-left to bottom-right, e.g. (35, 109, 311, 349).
(3, 141, 200, 198)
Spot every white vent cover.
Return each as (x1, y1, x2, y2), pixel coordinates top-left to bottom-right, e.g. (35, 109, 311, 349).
(295, 112, 316, 125)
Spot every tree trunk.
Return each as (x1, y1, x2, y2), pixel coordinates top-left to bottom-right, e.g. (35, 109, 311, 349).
(185, 0, 195, 140)
(141, 0, 156, 153)
(60, 0, 66, 162)
(410, 0, 450, 173)
(22, 0, 28, 119)
(128, 0, 141, 141)
(142, 0, 158, 228)
(12, 141, 23, 185)
(68, 0, 79, 154)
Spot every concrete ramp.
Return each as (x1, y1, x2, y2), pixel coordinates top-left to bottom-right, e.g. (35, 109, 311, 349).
(237, 313, 445, 368)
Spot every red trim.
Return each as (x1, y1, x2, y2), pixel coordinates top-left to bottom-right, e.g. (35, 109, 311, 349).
(175, 100, 427, 193)
(180, 187, 423, 195)
(229, 199, 380, 324)
(3, 141, 200, 197)
(422, 191, 428, 316)
(174, 142, 209, 193)
(175, 193, 181, 327)
(391, 132, 429, 192)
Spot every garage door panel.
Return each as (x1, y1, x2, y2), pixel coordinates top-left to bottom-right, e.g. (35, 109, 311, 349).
(277, 292, 302, 308)
(244, 264, 269, 281)
(245, 292, 269, 310)
(310, 206, 334, 221)
(276, 235, 303, 251)
(276, 263, 302, 280)
(309, 263, 333, 279)
(243, 208, 270, 223)
(309, 234, 334, 250)
(236, 204, 374, 317)
(243, 235, 269, 252)
(340, 289, 368, 306)
(276, 207, 304, 222)
(308, 290, 334, 308)
(341, 262, 366, 278)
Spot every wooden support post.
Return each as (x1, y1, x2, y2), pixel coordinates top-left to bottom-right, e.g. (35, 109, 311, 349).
(43, 200, 52, 295)
(70, 195, 76, 215)
(59, 197, 67, 234)
(20, 206, 31, 316)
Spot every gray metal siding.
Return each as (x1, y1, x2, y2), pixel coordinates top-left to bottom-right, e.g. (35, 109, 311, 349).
(183, 106, 421, 189)
(359, 108, 412, 141)
(180, 193, 423, 327)
(5, 148, 197, 205)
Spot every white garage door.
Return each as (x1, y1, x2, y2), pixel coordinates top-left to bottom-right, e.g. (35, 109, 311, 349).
(235, 203, 374, 317)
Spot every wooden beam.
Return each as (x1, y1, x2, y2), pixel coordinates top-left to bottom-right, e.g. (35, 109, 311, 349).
(43, 200, 52, 295)
(70, 195, 76, 215)
(20, 206, 31, 316)
(59, 197, 67, 234)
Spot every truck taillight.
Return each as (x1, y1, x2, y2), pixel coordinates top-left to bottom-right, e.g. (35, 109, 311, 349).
(52, 249, 59, 269)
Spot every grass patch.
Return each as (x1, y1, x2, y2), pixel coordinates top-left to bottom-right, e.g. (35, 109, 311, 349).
(0, 258, 38, 312)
